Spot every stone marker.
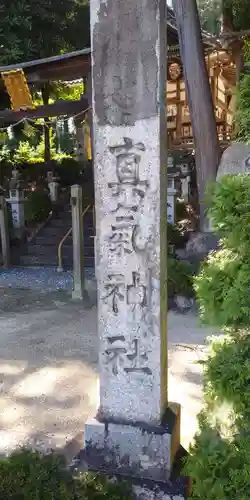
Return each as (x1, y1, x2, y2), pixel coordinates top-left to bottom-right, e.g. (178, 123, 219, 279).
(7, 168, 25, 238)
(167, 176, 178, 224)
(217, 142, 250, 181)
(47, 171, 60, 203)
(0, 192, 10, 268)
(75, 118, 87, 163)
(83, 0, 188, 497)
(71, 185, 85, 300)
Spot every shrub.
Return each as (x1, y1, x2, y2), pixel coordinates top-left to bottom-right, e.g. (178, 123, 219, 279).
(56, 158, 82, 186)
(185, 335, 250, 500)
(168, 254, 194, 298)
(167, 222, 187, 249)
(0, 448, 133, 499)
(195, 247, 250, 328)
(25, 190, 52, 224)
(235, 41, 250, 143)
(207, 174, 250, 253)
(186, 174, 250, 498)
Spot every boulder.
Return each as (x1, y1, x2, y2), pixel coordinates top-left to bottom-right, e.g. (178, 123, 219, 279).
(217, 142, 250, 181)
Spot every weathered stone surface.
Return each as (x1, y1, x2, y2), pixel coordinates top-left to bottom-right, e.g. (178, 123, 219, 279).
(92, 0, 159, 127)
(71, 185, 85, 300)
(84, 404, 180, 481)
(185, 232, 219, 261)
(216, 142, 250, 181)
(132, 477, 188, 500)
(86, 0, 184, 488)
(90, 0, 168, 424)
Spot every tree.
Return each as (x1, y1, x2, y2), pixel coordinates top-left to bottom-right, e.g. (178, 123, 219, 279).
(220, 0, 250, 82)
(197, 0, 250, 82)
(172, 0, 221, 231)
(0, 0, 90, 161)
(0, 0, 90, 64)
(197, 0, 221, 35)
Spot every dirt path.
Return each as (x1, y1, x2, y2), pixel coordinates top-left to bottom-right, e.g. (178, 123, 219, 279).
(0, 288, 217, 460)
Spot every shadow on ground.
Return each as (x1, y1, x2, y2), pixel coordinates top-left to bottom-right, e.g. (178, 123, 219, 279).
(0, 289, 217, 460)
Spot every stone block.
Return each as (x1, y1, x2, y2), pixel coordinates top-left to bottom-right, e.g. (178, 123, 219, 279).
(131, 476, 189, 500)
(84, 404, 180, 482)
(217, 142, 250, 181)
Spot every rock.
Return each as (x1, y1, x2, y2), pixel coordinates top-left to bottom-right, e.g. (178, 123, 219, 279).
(216, 142, 250, 181)
(186, 232, 219, 257)
(174, 295, 195, 314)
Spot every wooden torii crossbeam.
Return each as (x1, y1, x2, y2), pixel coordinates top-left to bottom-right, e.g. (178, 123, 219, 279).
(0, 98, 89, 126)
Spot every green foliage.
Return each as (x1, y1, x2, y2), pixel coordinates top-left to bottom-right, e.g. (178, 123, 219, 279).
(197, 0, 250, 34)
(0, 131, 72, 166)
(186, 173, 250, 498)
(195, 247, 250, 327)
(25, 190, 52, 224)
(185, 335, 250, 500)
(52, 82, 84, 102)
(207, 174, 250, 252)
(56, 158, 82, 186)
(196, 175, 250, 327)
(197, 0, 222, 35)
(0, 0, 90, 65)
(167, 221, 187, 248)
(236, 42, 250, 142)
(227, 0, 250, 32)
(203, 334, 250, 417)
(186, 420, 250, 500)
(168, 254, 194, 298)
(0, 448, 132, 499)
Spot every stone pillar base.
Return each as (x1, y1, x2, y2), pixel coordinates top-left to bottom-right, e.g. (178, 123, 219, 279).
(78, 403, 189, 498)
(84, 403, 181, 482)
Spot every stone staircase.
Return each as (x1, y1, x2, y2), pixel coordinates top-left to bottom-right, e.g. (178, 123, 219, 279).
(11, 204, 95, 269)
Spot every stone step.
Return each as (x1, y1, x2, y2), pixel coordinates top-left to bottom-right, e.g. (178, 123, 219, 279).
(48, 218, 72, 228)
(63, 243, 94, 255)
(23, 243, 94, 256)
(34, 233, 94, 247)
(39, 226, 72, 237)
(41, 224, 94, 237)
(17, 254, 94, 267)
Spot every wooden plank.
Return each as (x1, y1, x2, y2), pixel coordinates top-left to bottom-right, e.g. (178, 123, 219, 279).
(0, 98, 89, 125)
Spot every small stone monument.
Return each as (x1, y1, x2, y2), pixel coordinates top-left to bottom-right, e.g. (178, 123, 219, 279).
(167, 175, 178, 224)
(75, 118, 87, 163)
(47, 171, 60, 203)
(0, 186, 10, 267)
(179, 163, 190, 203)
(83, 0, 188, 497)
(167, 155, 179, 225)
(217, 142, 250, 181)
(7, 167, 25, 238)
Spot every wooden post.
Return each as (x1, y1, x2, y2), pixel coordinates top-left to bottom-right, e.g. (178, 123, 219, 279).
(0, 194, 10, 268)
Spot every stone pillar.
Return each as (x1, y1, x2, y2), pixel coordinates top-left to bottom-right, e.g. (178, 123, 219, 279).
(71, 185, 85, 300)
(75, 118, 86, 163)
(7, 187, 25, 239)
(167, 177, 178, 224)
(47, 171, 60, 203)
(84, 1, 185, 496)
(0, 193, 10, 268)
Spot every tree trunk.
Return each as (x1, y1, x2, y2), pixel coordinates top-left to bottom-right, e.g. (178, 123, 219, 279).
(172, 0, 221, 231)
(41, 84, 51, 163)
(221, 0, 244, 84)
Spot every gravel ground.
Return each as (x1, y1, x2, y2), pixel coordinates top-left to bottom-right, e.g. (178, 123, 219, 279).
(0, 287, 217, 462)
(0, 267, 94, 291)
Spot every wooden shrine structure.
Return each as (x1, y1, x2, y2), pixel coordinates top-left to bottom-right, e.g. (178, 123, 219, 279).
(0, 7, 238, 154)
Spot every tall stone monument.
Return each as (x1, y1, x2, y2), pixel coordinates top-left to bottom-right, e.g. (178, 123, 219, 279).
(84, 0, 188, 497)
